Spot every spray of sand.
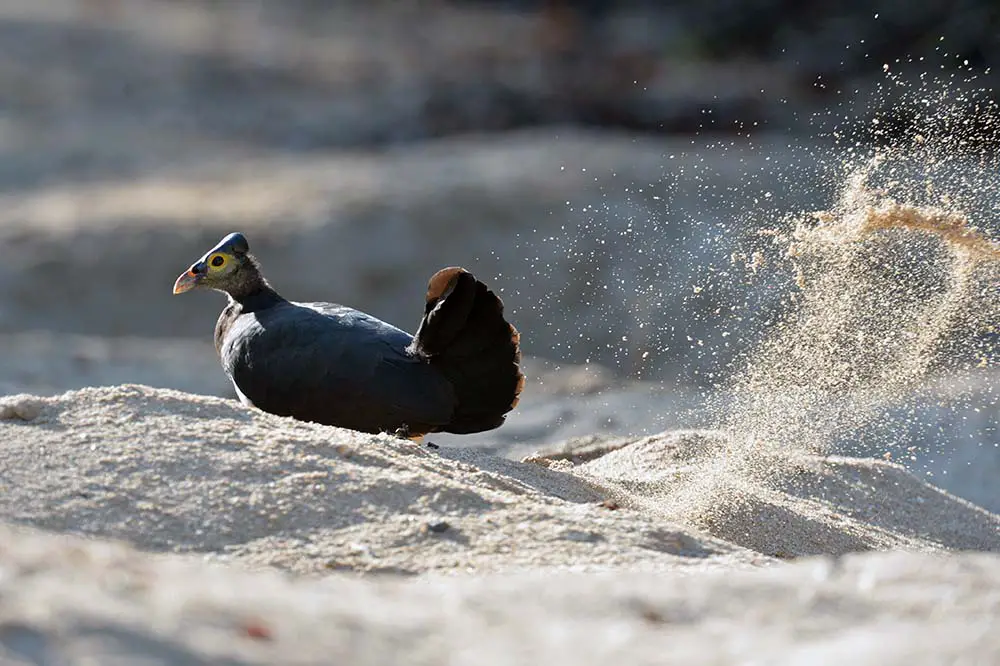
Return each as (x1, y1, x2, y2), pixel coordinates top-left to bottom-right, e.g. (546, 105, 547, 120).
(561, 66, 1000, 551)
(653, 154, 999, 532)
(731, 160, 997, 445)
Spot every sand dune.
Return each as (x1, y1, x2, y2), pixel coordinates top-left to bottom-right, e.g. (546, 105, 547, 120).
(0, 385, 997, 664)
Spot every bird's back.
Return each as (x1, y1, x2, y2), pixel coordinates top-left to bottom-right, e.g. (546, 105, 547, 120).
(218, 300, 457, 434)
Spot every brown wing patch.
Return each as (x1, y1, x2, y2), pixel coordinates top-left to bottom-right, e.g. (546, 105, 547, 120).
(509, 322, 524, 409)
(510, 325, 522, 363)
(426, 267, 468, 304)
(510, 371, 526, 410)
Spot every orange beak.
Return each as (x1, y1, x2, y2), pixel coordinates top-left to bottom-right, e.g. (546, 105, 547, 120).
(172, 269, 201, 294)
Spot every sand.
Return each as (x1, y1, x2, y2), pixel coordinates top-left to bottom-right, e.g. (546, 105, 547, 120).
(0, 385, 997, 664)
(0, 523, 996, 666)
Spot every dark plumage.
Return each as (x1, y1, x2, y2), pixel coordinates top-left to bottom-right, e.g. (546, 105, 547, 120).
(172, 233, 524, 436)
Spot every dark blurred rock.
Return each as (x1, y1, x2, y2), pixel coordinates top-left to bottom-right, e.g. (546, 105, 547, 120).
(0, 0, 992, 173)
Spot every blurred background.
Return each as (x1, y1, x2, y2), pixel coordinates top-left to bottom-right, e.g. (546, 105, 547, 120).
(0, 0, 997, 508)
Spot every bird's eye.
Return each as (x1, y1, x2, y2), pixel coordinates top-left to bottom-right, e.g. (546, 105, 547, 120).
(210, 254, 226, 268)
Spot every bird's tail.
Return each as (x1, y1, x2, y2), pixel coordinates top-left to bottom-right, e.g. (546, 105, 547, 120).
(409, 267, 524, 434)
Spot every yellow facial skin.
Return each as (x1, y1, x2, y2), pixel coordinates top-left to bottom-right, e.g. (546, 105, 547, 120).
(172, 252, 235, 294)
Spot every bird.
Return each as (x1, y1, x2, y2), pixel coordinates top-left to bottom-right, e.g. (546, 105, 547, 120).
(172, 232, 524, 438)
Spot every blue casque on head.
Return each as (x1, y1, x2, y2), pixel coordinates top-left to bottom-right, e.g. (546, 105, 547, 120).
(209, 232, 250, 257)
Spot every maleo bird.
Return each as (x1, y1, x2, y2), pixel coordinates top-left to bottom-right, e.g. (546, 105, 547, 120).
(172, 233, 524, 438)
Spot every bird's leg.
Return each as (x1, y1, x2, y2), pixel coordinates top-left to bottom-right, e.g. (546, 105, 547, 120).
(393, 424, 424, 444)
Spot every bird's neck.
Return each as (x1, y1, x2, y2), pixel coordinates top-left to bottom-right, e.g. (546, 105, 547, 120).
(226, 265, 285, 312)
(230, 284, 284, 312)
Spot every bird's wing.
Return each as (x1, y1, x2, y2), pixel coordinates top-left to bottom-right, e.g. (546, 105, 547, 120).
(221, 301, 456, 433)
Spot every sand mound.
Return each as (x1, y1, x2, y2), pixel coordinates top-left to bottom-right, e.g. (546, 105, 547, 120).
(1, 385, 996, 575)
(0, 385, 761, 576)
(563, 432, 1000, 557)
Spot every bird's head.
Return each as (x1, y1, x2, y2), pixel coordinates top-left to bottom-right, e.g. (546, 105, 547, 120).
(172, 232, 257, 296)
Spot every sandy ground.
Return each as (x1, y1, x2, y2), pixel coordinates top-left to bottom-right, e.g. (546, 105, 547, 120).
(0, 523, 996, 666)
(0, 385, 997, 664)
